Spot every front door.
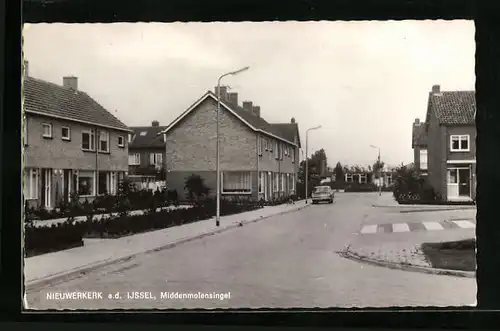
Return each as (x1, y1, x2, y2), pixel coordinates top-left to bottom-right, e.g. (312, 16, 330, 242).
(458, 168, 471, 197)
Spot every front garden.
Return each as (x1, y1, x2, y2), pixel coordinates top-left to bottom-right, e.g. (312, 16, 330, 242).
(421, 239, 476, 272)
(24, 175, 289, 257)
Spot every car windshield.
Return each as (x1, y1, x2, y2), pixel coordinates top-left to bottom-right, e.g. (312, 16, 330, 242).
(314, 187, 330, 193)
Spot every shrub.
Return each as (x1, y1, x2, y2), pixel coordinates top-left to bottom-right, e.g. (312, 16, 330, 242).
(344, 183, 378, 192)
(24, 222, 85, 257)
(392, 165, 439, 203)
(185, 174, 210, 204)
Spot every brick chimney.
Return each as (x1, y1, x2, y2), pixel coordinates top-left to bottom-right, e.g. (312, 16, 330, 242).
(227, 92, 238, 107)
(63, 76, 78, 90)
(24, 60, 29, 78)
(414, 118, 420, 126)
(432, 84, 441, 94)
(214, 86, 228, 101)
(252, 106, 261, 117)
(291, 117, 296, 124)
(243, 101, 253, 113)
(152, 120, 159, 127)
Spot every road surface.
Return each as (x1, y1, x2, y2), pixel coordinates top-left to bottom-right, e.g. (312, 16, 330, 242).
(26, 193, 476, 309)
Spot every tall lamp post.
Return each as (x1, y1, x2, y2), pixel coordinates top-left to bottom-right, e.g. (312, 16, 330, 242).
(370, 144, 382, 196)
(305, 125, 322, 203)
(216, 66, 250, 227)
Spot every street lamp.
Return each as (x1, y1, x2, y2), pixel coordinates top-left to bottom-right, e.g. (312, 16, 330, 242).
(370, 145, 382, 196)
(216, 66, 250, 227)
(305, 125, 322, 203)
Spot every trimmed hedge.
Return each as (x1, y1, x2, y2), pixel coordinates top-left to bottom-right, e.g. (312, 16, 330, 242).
(24, 198, 263, 256)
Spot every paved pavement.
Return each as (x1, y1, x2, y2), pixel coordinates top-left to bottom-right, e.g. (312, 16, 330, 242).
(25, 201, 309, 287)
(26, 193, 476, 309)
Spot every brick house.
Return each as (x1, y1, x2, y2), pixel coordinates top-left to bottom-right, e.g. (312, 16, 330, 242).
(23, 62, 131, 210)
(422, 84, 476, 201)
(128, 120, 167, 189)
(161, 86, 301, 201)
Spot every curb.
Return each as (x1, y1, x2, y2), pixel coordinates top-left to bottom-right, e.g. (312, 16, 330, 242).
(337, 248, 475, 279)
(26, 203, 311, 290)
(399, 207, 476, 213)
(372, 204, 475, 211)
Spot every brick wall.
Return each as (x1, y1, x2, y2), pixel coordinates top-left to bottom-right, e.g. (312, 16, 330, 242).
(24, 114, 129, 171)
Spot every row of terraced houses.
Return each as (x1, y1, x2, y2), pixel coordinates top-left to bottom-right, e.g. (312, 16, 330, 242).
(23, 62, 301, 210)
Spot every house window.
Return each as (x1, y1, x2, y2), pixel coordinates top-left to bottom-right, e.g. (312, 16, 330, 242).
(259, 172, 265, 194)
(291, 147, 295, 163)
(274, 173, 279, 192)
(448, 169, 458, 184)
(82, 129, 96, 151)
(78, 171, 95, 196)
(360, 174, 367, 184)
(42, 123, 52, 138)
(140, 131, 147, 136)
(450, 135, 470, 152)
(61, 126, 71, 141)
(129, 153, 140, 165)
(274, 141, 279, 159)
(118, 136, 125, 147)
(291, 174, 295, 191)
(420, 149, 428, 170)
(258, 137, 263, 156)
(345, 174, 353, 183)
(23, 168, 39, 200)
(222, 172, 252, 194)
(99, 131, 110, 152)
(150, 153, 163, 167)
(128, 133, 132, 143)
(264, 139, 268, 151)
(98, 171, 109, 195)
(281, 173, 285, 192)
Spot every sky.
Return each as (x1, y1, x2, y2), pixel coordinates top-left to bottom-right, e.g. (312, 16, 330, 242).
(23, 20, 475, 168)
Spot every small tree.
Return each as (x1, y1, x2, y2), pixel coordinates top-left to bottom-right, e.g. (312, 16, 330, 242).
(185, 174, 210, 203)
(334, 162, 344, 183)
(116, 176, 134, 216)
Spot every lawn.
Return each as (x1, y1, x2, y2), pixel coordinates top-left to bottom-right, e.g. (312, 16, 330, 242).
(421, 239, 476, 272)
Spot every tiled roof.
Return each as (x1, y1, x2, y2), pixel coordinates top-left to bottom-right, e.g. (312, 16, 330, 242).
(429, 91, 476, 125)
(129, 126, 167, 149)
(24, 76, 130, 132)
(412, 123, 427, 148)
(269, 123, 301, 148)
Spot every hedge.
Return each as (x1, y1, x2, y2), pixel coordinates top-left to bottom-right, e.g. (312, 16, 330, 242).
(24, 198, 263, 257)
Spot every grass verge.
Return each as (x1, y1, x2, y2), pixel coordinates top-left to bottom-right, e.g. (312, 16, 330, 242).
(421, 238, 476, 272)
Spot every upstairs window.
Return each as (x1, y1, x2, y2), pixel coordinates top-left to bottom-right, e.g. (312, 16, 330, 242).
(450, 135, 470, 152)
(274, 141, 279, 159)
(42, 123, 52, 138)
(61, 126, 71, 141)
(420, 149, 428, 170)
(129, 153, 140, 165)
(99, 131, 110, 153)
(258, 137, 263, 156)
(82, 129, 95, 151)
(118, 136, 125, 147)
(150, 153, 163, 167)
(291, 147, 296, 163)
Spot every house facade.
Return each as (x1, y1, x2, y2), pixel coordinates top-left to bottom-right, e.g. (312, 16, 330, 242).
(128, 120, 167, 189)
(161, 86, 301, 201)
(23, 63, 131, 210)
(423, 84, 476, 201)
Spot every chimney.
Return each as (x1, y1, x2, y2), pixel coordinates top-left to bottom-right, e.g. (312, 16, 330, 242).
(23, 60, 29, 78)
(227, 92, 238, 107)
(291, 117, 296, 124)
(252, 106, 261, 117)
(243, 101, 253, 112)
(414, 118, 420, 125)
(152, 120, 159, 127)
(214, 86, 228, 101)
(432, 84, 440, 94)
(63, 76, 78, 90)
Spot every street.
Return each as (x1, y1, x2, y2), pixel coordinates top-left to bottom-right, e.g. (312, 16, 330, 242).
(26, 193, 476, 309)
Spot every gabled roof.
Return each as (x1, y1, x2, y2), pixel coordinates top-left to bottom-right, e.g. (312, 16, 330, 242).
(129, 125, 168, 149)
(412, 123, 427, 148)
(162, 91, 299, 146)
(24, 76, 131, 132)
(426, 90, 476, 126)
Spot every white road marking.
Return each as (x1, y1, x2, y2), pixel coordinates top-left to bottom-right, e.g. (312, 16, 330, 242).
(392, 223, 410, 233)
(453, 220, 476, 229)
(422, 222, 445, 231)
(360, 225, 378, 234)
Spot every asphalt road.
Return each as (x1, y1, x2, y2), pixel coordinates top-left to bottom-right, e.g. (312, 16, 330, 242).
(26, 193, 476, 309)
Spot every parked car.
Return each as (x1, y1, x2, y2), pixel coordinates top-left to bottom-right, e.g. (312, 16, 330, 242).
(311, 186, 334, 204)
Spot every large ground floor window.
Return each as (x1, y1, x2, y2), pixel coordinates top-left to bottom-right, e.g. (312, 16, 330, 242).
(78, 170, 95, 196)
(23, 168, 39, 200)
(222, 171, 252, 194)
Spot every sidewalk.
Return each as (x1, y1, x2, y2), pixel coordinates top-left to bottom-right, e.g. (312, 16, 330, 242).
(372, 192, 476, 212)
(340, 223, 476, 278)
(25, 200, 309, 288)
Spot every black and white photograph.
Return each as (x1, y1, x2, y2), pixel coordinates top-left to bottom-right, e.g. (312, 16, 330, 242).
(22, 20, 476, 310)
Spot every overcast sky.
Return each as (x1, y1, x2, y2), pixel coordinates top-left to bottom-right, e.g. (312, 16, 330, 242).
(23, 20, 475, 168)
